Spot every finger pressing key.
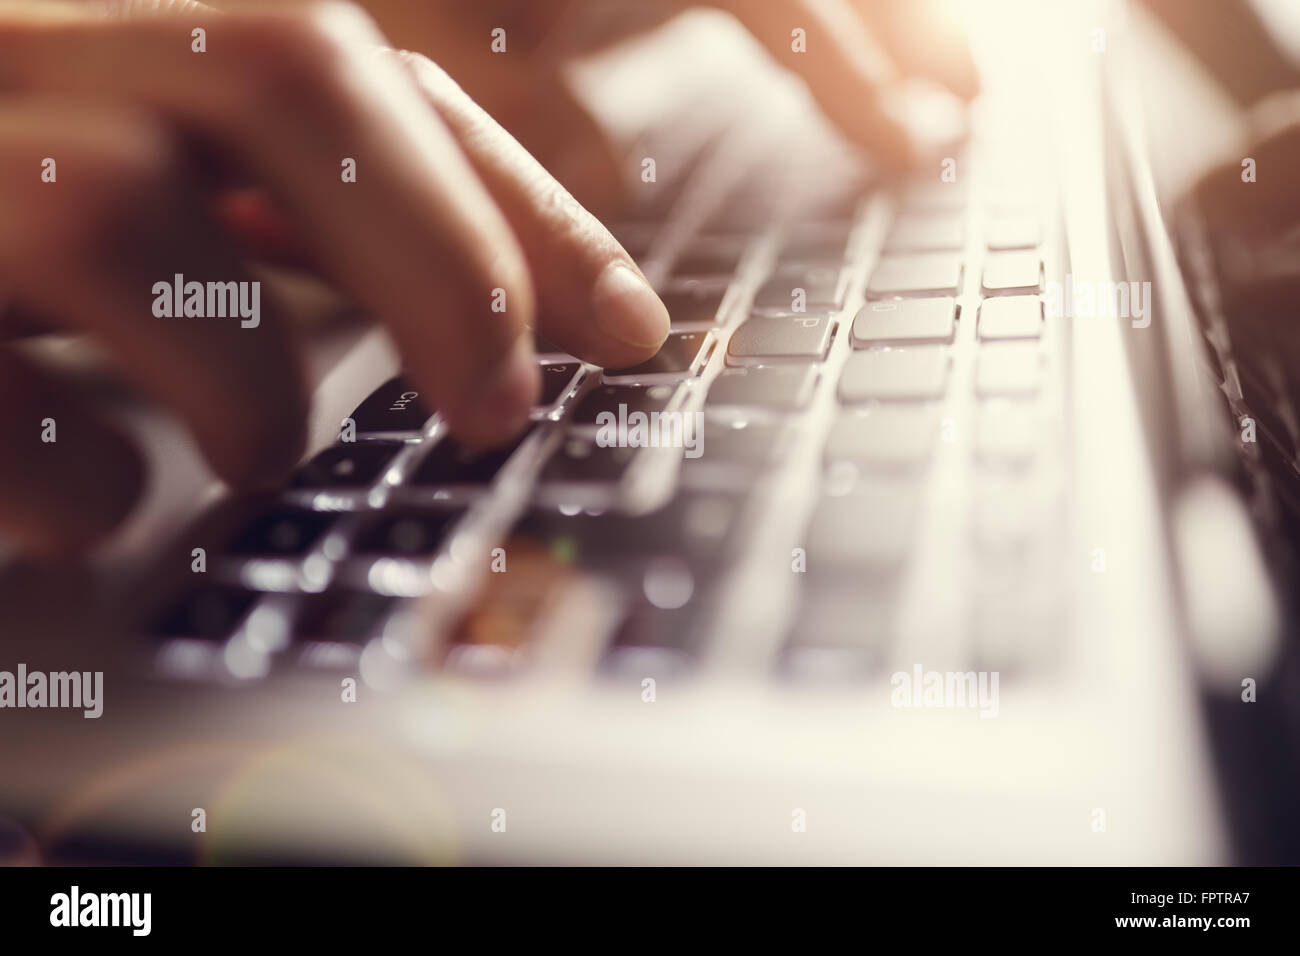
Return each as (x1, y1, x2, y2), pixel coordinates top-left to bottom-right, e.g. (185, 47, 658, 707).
(398, 52, 669, 369)
(0, 2, 541, 446)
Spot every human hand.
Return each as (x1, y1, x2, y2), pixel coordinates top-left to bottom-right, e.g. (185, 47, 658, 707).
(0, 0, 671, 555)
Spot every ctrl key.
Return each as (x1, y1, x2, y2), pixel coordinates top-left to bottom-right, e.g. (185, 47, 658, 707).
(346, 377, 431, 435)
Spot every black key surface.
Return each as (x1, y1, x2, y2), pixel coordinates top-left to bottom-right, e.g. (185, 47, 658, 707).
(537, 362, 582, 408)
(347, 377, 430, 434)
(228, 507, 333, 557)
(514, 494, 739, 566)
(778, 224, 854, 264)
(570, 384, 675, 425)
(658, 285, 728, 327)
(410, 432, 530, 487)
(604, 332, 707, 379)
(351, 509, 464, 557)
(753, 266, 842, 312)
(541, 439, 640, 482)
(672, 240, 744, 278)
(153, 584, 259, 639)
(293, 591, 397, 644)
(291, 442, 403, 489)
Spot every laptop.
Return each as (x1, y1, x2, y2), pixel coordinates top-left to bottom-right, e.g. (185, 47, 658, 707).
(0, 0, 1293, 865)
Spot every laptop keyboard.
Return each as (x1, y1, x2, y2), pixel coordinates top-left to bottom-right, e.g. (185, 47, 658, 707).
(145, 122, 1071, 687)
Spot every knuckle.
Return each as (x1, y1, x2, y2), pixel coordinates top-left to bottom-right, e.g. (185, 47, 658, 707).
(226, 3, 380, 111)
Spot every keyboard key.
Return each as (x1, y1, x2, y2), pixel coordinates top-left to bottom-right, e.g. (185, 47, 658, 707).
(753, 266, 842, 312)
(535, 362, 582, 410)
(658, 284, 728, 328)
(293, 591, 397, 644)
(986, 216, 1041, 250)
(728, 314, 833, 363)
(154, 584, 259, 639)
(515, 493, 740, 566)
(976, 344, 1042, 396)
(976, 403, 1038, 465)
(978, 295, 1043, 340)
(672, 239, 745, 278)
(693, 421, 784, 466)
(351, 509, 463, 557)
(347, 377, 430, 435)
(838, 349, 950, 402)
(570, 384, 675, 425)
(604, 331, 707, 382)
(541, 438, 640, 483)
(867, 254, 963, 297)
(824, 407, 938, 468)
(982, 252, 1043, 293)
(852, 297, 955, 346)
(410, 432, 530, 487)
(884, 214, 964, 252)
(778, 223, 854, 263)
(229, 508, 333, 557)
(804, 486, 918, 570)
(706, 365, 817, 411)
(291, 442, 403, 489)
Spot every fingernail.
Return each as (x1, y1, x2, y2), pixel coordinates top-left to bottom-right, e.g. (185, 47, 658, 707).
(592, 260, 670, 350)
(468, 334, 537, 443)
